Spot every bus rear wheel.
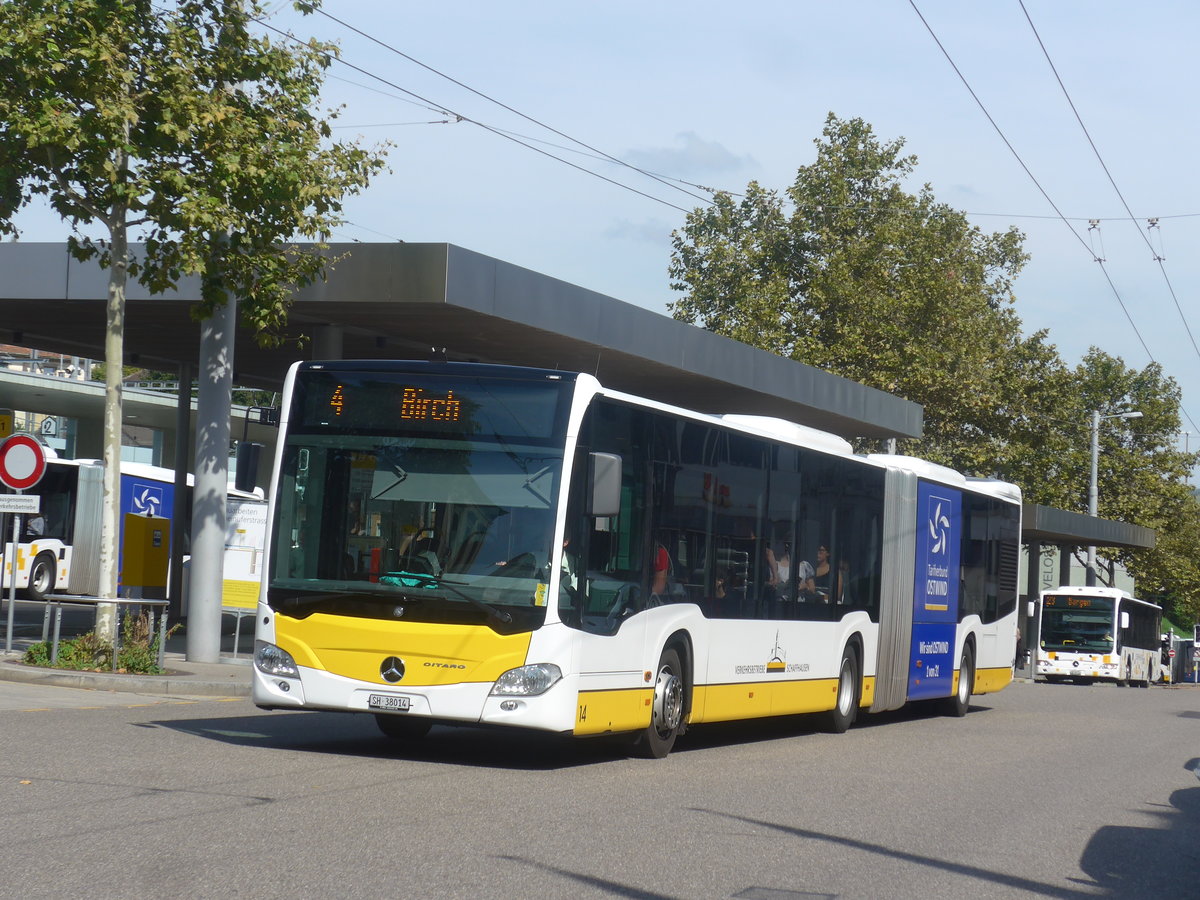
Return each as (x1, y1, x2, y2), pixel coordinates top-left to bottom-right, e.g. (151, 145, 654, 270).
(823, 646, 860, 734)
(374, 713, 432, 741)
(23, 553, 56, 602)
(943, 645, 974, 717)
(630, 647, 685, 758)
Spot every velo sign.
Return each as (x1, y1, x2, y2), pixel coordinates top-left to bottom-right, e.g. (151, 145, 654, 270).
(0, 434, 48, 490)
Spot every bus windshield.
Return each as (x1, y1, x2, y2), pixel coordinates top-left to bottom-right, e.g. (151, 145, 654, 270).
(267, 368, 571, 632)
(1040, 595, 1116, 653)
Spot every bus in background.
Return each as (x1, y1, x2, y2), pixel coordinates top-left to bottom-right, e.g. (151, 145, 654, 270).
(1035, 585, 1162, 686)
(253, 360, 1022, 757)
(0, 453, 266, 605)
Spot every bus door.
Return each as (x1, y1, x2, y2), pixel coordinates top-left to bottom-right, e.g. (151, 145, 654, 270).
(908, 482, 961, 700)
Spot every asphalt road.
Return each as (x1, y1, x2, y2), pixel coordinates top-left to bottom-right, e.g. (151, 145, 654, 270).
(2, 677, 1198, 899)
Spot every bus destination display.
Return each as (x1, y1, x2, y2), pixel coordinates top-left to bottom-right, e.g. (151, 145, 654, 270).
(293, 370, 567, 440)
(327, 383, 462, 423)
(1043, 595, 1108, 610)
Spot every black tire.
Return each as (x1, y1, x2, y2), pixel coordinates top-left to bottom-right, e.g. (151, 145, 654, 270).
(943, 644, 974, 717)
(23, 552, 56, 601)
(823, 645, 860, 733)
(374, 713, 432, 740)
(630, 648, 685, 758)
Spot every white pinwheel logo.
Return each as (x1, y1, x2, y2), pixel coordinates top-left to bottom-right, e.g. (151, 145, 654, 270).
(131, 484, 164, 517)
(929, 501, 950, 555)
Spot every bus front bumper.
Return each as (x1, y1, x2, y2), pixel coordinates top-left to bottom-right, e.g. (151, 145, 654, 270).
(251, 664, 578, 733)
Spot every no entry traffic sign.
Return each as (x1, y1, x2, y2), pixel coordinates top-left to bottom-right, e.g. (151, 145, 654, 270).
(0, 434, 47, 490)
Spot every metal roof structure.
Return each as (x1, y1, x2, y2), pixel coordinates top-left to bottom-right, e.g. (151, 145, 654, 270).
(0, 241, 922, 440)
(1023, 503, 1155, 551)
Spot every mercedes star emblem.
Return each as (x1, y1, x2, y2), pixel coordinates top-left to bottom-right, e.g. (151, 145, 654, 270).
(380, 657, 405, 683)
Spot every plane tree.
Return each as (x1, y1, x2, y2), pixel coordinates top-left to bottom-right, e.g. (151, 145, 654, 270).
(0, 0, 387, 632)
(669, 114, 1038, 476)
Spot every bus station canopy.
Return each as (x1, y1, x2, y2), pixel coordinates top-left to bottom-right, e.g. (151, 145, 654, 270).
(0, 241, 921, 441)
(1023, 503, 1155, 551)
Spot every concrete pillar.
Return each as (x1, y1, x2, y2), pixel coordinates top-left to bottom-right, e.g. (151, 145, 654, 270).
(312, 324, 344, 360)
(186, 300, 235, 663)
(1023, 540, 1041, 674)
(74, 413, 105, 458)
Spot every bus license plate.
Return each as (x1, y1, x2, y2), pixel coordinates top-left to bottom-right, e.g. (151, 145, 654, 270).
(368, 694, 411, 712)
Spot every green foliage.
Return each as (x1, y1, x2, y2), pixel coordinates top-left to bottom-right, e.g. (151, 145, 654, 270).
(24, 632, 113, 671)
(22, 611, 180, 674)
(0, 0, 389, 345)
(669, 114, 1034, 473)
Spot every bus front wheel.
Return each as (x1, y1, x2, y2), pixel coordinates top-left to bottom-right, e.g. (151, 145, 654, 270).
(630, 647, 685, 759)
(944, 645, 974, 717)
(24, 553, 56, 602)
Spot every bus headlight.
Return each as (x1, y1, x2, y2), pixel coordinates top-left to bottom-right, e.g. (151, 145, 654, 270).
(255, 640, 299, 678)
(491, 663, 562, 696)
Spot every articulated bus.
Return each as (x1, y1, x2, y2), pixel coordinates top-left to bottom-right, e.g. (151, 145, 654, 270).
(1, 454, 265, 603)
(1035, 586, 1162, 686)
(252, 361, 1022, 757)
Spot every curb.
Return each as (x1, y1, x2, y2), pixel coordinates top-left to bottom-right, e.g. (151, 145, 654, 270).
(0, 657, 252, 698)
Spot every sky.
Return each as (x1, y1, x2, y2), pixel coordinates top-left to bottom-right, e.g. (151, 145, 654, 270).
(12, 0, 1200, 454)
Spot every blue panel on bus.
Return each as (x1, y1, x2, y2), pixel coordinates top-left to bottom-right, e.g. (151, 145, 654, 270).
(908, 622, 957, 700)
(913, 481, 961, 625)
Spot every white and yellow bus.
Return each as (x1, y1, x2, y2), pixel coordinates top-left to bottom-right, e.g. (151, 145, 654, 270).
(252, 361, 1022, 757)
(1035, 586, 1162, 686)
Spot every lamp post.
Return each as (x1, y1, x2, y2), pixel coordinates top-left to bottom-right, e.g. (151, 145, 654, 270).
(1087, 409, 1143, 586)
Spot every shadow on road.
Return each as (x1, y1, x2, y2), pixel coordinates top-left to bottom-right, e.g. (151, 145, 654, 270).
(149, 695, 1004, 772)
(691, 803, 1198, 899)
(149, 708, 632, 770)
(1075, 760, 1200, 896)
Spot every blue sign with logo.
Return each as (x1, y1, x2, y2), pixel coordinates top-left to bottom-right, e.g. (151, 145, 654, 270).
(118, 474, 176, 586)
(122, 479, 170, 518)
(909, 481, 961, 700)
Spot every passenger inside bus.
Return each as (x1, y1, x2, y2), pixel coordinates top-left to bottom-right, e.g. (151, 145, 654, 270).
(811, 543, 832, 601)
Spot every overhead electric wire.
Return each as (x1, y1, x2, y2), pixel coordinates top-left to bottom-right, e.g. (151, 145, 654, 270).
(1019, 0, 1200, 417)
(253, 15, 695, 214)
(311, 7, 714, 207)
(907, 0, 1156, 364)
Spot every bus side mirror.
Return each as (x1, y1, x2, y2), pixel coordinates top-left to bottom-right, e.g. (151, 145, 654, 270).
(235, 441, 263, 493)
(1120, 611, 1130, 630)
(587, 452, 621, 518)
(1027, 601, 1036, 619)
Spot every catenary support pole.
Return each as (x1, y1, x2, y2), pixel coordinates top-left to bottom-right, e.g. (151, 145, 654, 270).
(1086, 409, 1099, 587)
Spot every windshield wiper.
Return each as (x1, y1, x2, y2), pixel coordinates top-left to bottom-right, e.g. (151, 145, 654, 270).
(380, 570, 513, 625)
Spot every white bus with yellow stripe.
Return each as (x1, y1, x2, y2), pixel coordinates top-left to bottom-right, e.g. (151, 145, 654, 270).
(1035, 586, 1162, 686)
(253, 361, 1021, 757)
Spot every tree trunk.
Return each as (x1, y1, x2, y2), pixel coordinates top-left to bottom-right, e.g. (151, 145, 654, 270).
(96, 220, 127, 644)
